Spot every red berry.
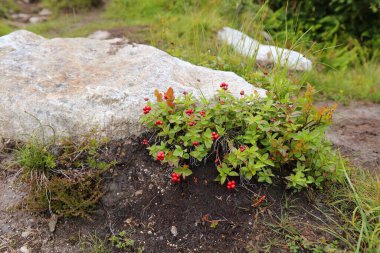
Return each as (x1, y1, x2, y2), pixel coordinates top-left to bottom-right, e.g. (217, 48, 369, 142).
(189, 121, 196, 126)
(220, 82, 229, 90)
(193, 141, 200, 146)
(143, 105, 152, 114)
(199, 110, 206, 117)
(185, 109, 194, 116)
(144, 97, 149, 101)
(156, 151, 165, 161)
(240, 90, 245, 96)
(227, 180, 236, 189)
(212, 132, 219, 141)
(154, 120, 163, 126)
(240, 146, 246, 152)
(183, 91, 188, 95)
(142, 139, 149, 145)
(171, 172, 180, 183)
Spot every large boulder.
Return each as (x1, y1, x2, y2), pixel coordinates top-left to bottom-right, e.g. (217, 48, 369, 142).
(0, 30, 266, 140)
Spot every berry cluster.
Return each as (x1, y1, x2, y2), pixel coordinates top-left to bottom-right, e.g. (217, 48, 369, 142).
(154, 120, 163, 126)
(171, 172, 181, 183)
(193, 141, 200, 146)
(212, 131, 219, 141)
(189, 121, 196, 126)
(185, 109, 194, 116)
(220, 82, 229, 90)
(199, 110, 206, 117)
(156, 151, 165, 161)
(239, 145, 246, 152)
(227, 180, 236, 189)
(143, 105, 152, 114)
(142, 139, 149, 145)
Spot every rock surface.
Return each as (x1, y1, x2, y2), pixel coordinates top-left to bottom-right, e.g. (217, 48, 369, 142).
(218, 27, 312, 71)
(0, 30, 266, 140)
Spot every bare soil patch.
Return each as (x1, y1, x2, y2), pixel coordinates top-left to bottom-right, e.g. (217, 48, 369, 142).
(326, 102, 380, 171)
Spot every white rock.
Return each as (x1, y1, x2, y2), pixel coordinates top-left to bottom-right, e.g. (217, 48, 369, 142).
(170, 226, 178, 237)
(218, 27, 312, 71)
(88, 30, 112, 40)
(38, 8, 52, 16)
(29, 16, 47, 24)
(20, 246, 30, 253)
(0, 30, 266, 140)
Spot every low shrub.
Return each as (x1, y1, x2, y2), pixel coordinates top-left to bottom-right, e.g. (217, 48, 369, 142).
(141, 84, 342, 190)
(17, 133, 114, 217)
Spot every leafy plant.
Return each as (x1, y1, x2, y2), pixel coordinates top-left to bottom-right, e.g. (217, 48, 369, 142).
(141, 84, 342, 190)
(109, 230, 143, 252)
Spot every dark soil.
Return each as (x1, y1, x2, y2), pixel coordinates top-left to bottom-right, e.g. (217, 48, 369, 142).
(0, 138, 338, 253)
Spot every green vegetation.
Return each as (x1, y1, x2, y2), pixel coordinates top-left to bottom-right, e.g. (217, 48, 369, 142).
(141, 85, 341, 190)
(0, 0, 19, 18)
(17, 133, 115, 217)
(268, 0, 380, 49)
(321, 163, 380, 252)
(0, 20, 12, 36)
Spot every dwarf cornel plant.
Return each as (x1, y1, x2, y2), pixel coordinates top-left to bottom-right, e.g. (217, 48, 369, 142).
(141, 84, 343, 190)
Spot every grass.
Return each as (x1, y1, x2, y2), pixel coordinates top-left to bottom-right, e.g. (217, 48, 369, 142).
(308, 62, 380, 104)
(325, 161, 380, 252)
(0, 20, 12, 36)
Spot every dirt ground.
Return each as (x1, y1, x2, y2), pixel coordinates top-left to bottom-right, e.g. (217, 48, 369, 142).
(2, 101, 379, 253)
(326, 102, 380, 171)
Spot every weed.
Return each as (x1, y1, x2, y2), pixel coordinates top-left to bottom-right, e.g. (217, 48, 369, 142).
(81, 234, 111, 253)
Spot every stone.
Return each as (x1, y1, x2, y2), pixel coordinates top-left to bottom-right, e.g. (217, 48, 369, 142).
(0, 30, 266, 140)
(38, 8, 52, 16)
(134, 190, 143, 196)
(20, 246, 30, 253)
(170, 226, 178, 237)
(218, 27, 312, 71)
(10, 13, 31, 23)
(88, 30, 112, 40)
(29, 16, 47, 24)
(48, 214, 58, 233)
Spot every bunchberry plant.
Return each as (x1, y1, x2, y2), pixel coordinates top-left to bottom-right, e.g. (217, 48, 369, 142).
(141, 84, 342, 190)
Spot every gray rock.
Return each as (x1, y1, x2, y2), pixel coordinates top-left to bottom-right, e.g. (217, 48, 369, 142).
(10, 13, 31, 23)
(0, 30, 266, 140)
